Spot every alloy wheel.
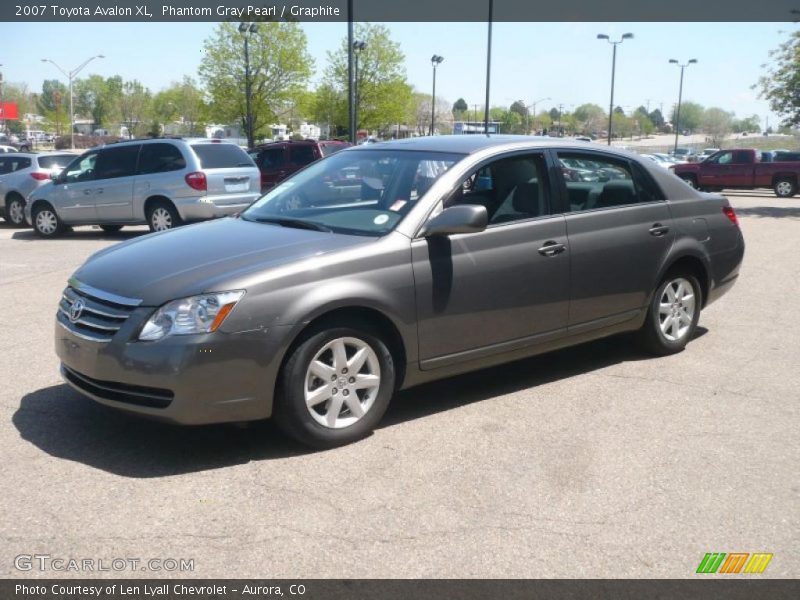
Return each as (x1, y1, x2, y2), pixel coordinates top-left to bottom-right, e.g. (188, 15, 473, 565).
(151, 207, 173, 231)
(658, 277, 696, 342)
(8, 200, 24, 225)
(304, 336, 381, 429)
(776, 181, 793, 197)
(35, 210, 58, 235)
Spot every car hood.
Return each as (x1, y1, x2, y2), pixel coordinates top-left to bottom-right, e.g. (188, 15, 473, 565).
(73, 217, 373, 305)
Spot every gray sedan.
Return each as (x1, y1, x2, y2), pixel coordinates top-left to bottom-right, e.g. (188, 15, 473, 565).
(55, 136, 744, 448)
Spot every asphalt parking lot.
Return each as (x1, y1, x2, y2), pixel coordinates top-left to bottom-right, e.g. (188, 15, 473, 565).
(1, 190, 798, 579)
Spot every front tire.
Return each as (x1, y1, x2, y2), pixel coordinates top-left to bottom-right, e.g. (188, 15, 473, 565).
(32, 203, 64, 238)
(679, 175, 697, 189)
(637, 273, 702, 356)
(274, 325, 395, 448)
(146, 201, 182, 232)
(774, 178, 797, 198)
(5, 194, 26, 227)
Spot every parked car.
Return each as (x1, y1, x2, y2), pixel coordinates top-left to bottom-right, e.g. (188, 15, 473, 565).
(670, 148, 697, 163)
(641, 154, 674, 169)
(0, 152, 77, 226)
(672, 148, 800, 197)
(249, 139, 351, 192)
(0, 134, 31, 152)
(699, 148, 720, 160)
(55, 136, 744, 448)
(25, 138, 260, 237)
(0, 145, 19, 153)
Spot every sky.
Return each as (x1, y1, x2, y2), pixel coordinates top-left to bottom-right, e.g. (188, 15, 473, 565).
(0, 21, 791, 128)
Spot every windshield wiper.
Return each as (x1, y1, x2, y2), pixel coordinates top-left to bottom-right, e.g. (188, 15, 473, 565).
(246, 216, 333, 233)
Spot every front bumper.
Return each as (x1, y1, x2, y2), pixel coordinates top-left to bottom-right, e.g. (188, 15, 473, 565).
(56, 310, 287, 425)
(175, 193, 259, 222)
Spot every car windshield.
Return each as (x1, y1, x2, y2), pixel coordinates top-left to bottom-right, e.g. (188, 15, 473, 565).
(241, 149, 462, 236)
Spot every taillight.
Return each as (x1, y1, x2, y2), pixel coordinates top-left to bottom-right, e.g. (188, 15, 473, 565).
(185, 171, 207, 191)
(30, 172, 49, 181)
(723, 206, 739, 227)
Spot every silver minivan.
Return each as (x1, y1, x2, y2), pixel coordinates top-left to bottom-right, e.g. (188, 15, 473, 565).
(25, 138, 260, 237)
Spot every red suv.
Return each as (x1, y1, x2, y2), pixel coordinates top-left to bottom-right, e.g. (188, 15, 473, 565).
(249, 139, 351, 191)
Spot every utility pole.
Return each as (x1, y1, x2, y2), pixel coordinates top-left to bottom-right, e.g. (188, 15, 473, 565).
(347, 0, 355, 144)
(669, 58, 698, 153)
(484, 0, 493, 135)
(597, 32, 633, 145)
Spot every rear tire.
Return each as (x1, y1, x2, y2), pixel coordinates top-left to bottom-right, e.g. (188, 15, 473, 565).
(637, 272, 702, 356)
(774, 178, 796, 198)
(5, 194, 26, 227)
(274, 324, 395, 449)
(146, 200, 182, 232)
(679, 175, 697, 189)
(32, 203, 64, 238)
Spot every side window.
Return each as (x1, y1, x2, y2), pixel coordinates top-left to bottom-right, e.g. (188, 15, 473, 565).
(732, 151, 751, 164)
(557, 152, 640, 212)
(716, 152, 734, 165)
(259, 148, 285, 170)
(94, 146, 140, 180)
(138, 143, 187, 174)
(445, 154, 549, 225)
(64, 153, 98, 183)
(289, 145, 316, 167)
(0, 157, 31, 173)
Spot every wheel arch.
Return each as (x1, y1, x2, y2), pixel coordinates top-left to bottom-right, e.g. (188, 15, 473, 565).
(143, 194, 176, 219)
(660, 252, 711, 308)
(771, 172, 797, 186)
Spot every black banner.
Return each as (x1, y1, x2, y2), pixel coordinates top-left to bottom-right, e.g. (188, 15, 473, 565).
(3, 579, 800, 600)
(1, 0, 799, 22)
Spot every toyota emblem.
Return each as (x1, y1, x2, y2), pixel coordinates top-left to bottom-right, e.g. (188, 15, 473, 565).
(69, 299, 85, 323)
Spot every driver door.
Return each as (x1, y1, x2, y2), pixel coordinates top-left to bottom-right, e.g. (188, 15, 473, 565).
(411, 152, 570, 369)
(58, 152, 98, 223)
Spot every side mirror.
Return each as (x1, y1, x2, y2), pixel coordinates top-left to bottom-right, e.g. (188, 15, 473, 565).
(420, 205, 488, 237)
(50, 172, 60, 182)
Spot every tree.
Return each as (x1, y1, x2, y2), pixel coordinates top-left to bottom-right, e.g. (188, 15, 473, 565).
(312, 83, 346, 138)
(324, 23, 412, 133)
(452, 97, 468, 119)
(756, 30, 800, 127)
(118, 80, 151, 138)
(733, 114, 760, 134)
(648, 108, 665, 129)
(152, 76, 207, 136)
(200, 21, 313, 144)
(671, 101, 704, 132)
(702, 107, 734, 146)
(73, 75, 122, 129)
(573, 103, 606, 134)
(38, 80, 69, 135)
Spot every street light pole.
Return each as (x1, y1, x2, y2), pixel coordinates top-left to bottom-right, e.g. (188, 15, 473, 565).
(526, 96, 550, 134)
(239, 22, 259, 148)
(430, 55, 444, 136)
(352, 41, 366, 142)
(597, 32, 633, 145)
(669, 58, 698, 153)
(484, 0, 494, 135)
(41, 55, 105, 150)
(347, 0, 355, 144)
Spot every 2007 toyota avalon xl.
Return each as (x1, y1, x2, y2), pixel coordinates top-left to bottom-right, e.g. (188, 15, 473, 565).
(56, 136, 744, 448)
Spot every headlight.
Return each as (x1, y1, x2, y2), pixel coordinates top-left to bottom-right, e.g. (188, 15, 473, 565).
(138, 290, 245, 341)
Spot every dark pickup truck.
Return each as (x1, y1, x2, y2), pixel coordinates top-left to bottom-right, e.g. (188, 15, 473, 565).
(672, 148, 800, 197)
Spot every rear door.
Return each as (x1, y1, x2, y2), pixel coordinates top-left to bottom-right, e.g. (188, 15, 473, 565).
(697, 151, 737, 188)
(190, 142, 260, 203)
(555, 150, 675, 330)
(93, 145, 140, 221)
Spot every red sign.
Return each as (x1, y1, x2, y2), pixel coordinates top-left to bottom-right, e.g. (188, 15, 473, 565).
(0, 103, 19, 120)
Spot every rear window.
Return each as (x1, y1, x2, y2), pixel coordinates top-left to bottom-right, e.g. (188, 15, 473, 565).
(37, 155, 76, 170)
(320, 143, 348, 157)
(0, 156, 32, 173)
(191, 143, 255, 169)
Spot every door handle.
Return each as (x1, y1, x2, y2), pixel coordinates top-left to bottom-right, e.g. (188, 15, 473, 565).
(83, 189, 92, 195)
(649, 223, 670, 236)
(95, 188, 103, 194)
(538, 241, 566, 257)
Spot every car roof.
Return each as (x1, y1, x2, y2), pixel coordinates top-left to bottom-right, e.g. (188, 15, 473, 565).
(346, 134, 642, 159)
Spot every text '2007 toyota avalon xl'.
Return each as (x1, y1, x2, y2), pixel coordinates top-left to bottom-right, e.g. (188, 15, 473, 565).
(56, 136, 744, 448)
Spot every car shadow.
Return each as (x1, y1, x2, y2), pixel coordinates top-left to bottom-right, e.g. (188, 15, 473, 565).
(13, 329, 707, 478)
(11, 228, 148, 241)
(733, 206, 800, 219)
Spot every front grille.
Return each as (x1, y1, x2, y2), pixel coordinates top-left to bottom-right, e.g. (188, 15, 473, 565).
(62, 365, 174, 409)
(57, 280, 141, 343)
